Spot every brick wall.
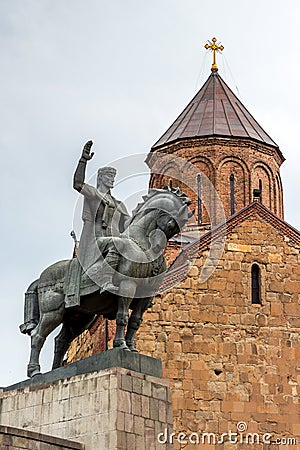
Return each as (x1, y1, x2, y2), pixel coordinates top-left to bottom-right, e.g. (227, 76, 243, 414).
(67, 211, 300, 448)
(67, 317, 116, 362)
(136, 214, 300, 449)
(147, 137, 284, 222)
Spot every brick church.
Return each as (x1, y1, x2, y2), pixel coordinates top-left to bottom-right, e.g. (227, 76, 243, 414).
(68, 41, 300, 445)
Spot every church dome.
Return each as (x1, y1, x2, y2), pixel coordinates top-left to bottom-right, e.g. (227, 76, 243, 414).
(147, 61, 284, 225)
(152, 71, 281, 152)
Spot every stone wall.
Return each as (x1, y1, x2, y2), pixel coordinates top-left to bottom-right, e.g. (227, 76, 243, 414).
(1, 366, 173, 450)
(0, 425, 83, 450)
(66, 207, 300, 448)
(67, 317, 116, 362)
(136, 213, 300, 449)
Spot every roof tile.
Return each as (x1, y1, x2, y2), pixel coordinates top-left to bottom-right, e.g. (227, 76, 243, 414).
(152, 72, 278, 149)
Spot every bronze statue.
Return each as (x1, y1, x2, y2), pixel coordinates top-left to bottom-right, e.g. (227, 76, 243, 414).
(73, 141, 131, 294)
(20, 142, 131, 332)
(20, 142, 193, 378)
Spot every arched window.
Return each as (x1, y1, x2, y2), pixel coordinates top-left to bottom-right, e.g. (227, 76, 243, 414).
(251, 264, 261, 304)
(197, 173, 202, 224)
(230, 173, 235, 215)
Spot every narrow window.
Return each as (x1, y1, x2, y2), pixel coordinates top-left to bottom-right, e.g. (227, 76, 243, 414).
(259, 179, 262, 202)
(230, 173, 235, 215)
(197, 174, 202, 224)
(251, 264, 261, 304)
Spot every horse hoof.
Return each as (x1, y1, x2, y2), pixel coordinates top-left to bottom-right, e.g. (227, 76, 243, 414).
(126, 344, 138, 352)
(27, 364, 41, 378)
(31, 370, 42, 377)
(119, 344, 130, 351)
(113, 339, 130, 351)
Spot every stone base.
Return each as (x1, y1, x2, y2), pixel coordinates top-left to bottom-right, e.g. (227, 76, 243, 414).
(4, 347, 162, 392)
(0, 351, 173, 450)
(0, 425, 83, 450)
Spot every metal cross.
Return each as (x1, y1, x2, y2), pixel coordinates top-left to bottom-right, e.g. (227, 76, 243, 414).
(204, 37, 224, 72)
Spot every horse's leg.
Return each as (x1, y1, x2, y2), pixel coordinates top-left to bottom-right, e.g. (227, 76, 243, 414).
(125, 297, 152, 352)
(113, 280, 136, 350)
(28, 306, 64, 378)
(52, 314, 95, 369)
(19, 279, 39, 335)
(52, 323, 71, 370)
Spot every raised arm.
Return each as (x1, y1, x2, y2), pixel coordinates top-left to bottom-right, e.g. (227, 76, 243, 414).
(73, 140, 94, 192)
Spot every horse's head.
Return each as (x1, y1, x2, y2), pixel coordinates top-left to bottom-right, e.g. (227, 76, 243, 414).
(156, 204, 192, 239)
(131, 185, 193, 241)
(156, 187, 194, 239)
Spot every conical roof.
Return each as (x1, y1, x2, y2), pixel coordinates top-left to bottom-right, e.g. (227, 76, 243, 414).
(152, 71, 278, 150)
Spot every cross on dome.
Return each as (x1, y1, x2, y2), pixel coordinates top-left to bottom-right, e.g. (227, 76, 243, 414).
(204, 37, 224, 71)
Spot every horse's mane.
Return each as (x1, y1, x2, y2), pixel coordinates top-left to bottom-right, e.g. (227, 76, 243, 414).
(131, 186, 191, 218)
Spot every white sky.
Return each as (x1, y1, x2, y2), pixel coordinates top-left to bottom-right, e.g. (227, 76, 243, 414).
(1, 0, 300, 386)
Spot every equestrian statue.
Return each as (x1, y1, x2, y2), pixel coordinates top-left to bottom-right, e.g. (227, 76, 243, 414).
(20, 141, 193, 378)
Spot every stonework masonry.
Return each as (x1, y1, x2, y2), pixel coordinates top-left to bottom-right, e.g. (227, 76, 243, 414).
(0, 425, 83, 450)
(68, 207, 300, 449)
(0, 367, 173, 450)
(136, 212, 300, 449)
(67, 316, 116, 362)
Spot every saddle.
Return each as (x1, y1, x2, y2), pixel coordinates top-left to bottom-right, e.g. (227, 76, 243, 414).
(64, 258, 103, 308)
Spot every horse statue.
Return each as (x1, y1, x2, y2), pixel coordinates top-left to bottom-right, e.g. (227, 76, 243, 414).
(22, 186, 193, 378)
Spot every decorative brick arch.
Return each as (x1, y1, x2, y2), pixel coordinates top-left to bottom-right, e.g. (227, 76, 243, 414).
(182, 156, 216, 224)
(149, 161, 181, 189)
(217, 156, 250, 218)
(186, 155, 216, 184)
(149, 172, 157, 188)
(275, 172, 284, 219)
(252, 161, 275, 211)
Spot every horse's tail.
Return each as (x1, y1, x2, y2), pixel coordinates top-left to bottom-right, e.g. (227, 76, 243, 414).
(19, 279, 40, 335)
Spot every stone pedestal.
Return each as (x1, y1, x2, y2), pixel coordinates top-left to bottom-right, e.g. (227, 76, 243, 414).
(0, 349, 173, 450)
(0, 425, 83, 450)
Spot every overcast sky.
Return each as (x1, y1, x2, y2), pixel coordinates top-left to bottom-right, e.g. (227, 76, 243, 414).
(1, 0, 300, 386)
